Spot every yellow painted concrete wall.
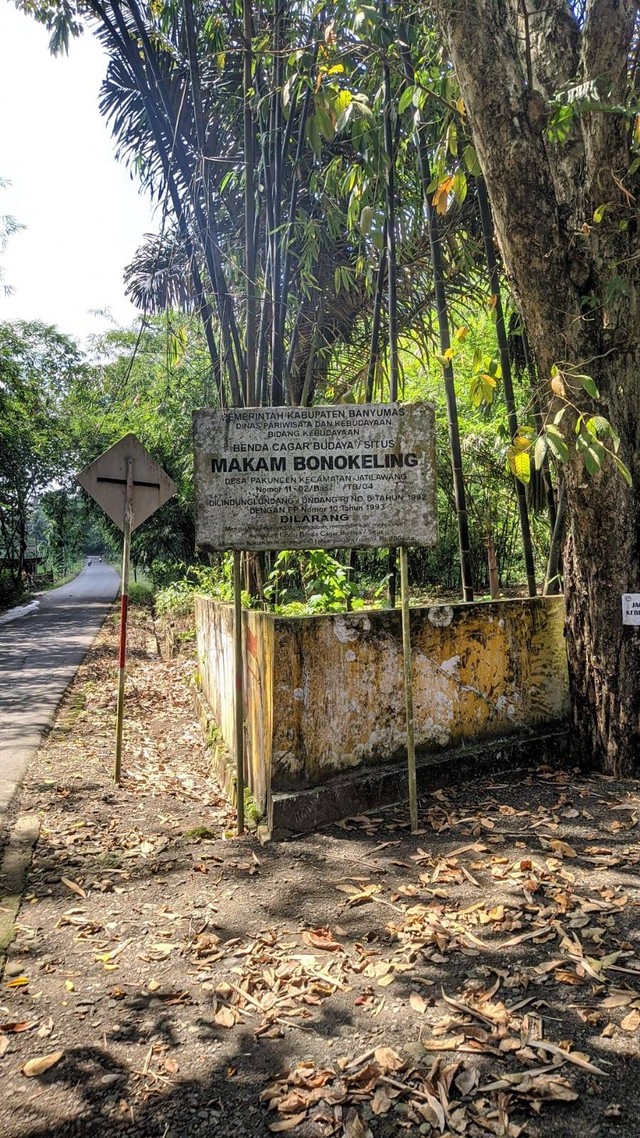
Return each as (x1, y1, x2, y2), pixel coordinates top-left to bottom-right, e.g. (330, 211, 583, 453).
(195, 597, 272, 810)
(196, 596, 568, 802)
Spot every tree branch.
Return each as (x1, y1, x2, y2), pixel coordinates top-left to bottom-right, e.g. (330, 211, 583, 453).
(582, 0, 637, 100)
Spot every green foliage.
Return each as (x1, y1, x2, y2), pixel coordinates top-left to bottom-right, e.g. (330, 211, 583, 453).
(67, 316, 211, 572)
(264, 549, 365, 614)
(0, 320, 87, 580)
(0, 178, 25, 298)
(154, 559, 235, 618)
(504, 365, 633, 489)
(128, 579, 155, 606)
(546, 78, 638, 144)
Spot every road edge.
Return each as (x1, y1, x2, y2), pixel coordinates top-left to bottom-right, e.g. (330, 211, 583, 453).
(0, 814, 41, 961)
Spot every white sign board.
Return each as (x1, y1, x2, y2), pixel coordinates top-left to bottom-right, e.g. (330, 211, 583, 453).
(77, 434, 176, 532)
(194, 403, 437, 551)
(622, 594, 640, 626)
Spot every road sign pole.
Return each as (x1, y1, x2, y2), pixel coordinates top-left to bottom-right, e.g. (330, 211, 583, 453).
(115, 458, 134, 784)
(400, 545, 418, 833)
(233, 549, 245, 835)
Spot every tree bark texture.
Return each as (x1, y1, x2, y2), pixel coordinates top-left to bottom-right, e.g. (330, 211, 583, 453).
(432, 0, 640, 772)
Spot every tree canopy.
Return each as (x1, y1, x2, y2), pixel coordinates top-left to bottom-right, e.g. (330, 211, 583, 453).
(11, 0, 640, 774)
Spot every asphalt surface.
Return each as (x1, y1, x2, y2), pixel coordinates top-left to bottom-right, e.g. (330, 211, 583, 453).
(0, 562, 120, 822)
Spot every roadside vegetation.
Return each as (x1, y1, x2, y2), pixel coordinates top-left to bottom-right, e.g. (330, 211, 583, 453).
(4, 0, 640, 773)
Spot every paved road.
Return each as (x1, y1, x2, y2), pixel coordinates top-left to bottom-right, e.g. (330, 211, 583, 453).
(0, 562, 120, 818)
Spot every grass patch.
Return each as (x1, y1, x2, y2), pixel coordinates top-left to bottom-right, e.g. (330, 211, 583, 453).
(129, 578, 155, 606)
(184, 826, 217, 841)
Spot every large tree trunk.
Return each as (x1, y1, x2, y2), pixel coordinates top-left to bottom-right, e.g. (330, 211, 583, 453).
(432, 0, 640, 772)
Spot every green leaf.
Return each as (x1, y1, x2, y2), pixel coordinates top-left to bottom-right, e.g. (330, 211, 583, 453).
(452, 170, 467, 205)
(534, 434, 548, 470)
(398, 86, 415, 114)
(576, 430, 602, 474)
(585, 415, 609, 437)
(545, 424, 569, 464)
(462, 145, 481, 175)
(574, 372, 600, 398)
(469, 371, 496, 407)
(315, 102, 335, 141)
(359, 205, 374, 235)
(612, 454, 632, 486)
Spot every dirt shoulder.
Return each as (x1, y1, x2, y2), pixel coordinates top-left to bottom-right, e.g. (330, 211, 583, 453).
(1, 606, 640, 1138)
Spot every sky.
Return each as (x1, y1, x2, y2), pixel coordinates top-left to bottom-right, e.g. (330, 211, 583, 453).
(0, 3, 157, 343)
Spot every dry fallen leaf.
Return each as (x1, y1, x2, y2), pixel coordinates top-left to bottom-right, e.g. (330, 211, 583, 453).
(373, 1046, 404, 1072)
(423, 1034, 466, 1051)
(371, 1085, 392, 1115)
(409, 992, 427, 1015)
(344, 1107, 368, 1138)
(0, 1021, 38, 1034)
(549, 840, 577, 859)
(214, 1006, 236, 1029)
(21, 1050, 65, 1078)
(620, 1009, 640, 1032)
(600, 992, 634, 1009)
(61, 877, 87, 899)
(268, 1112, 306, 1132)
(301, 928, 343, 953)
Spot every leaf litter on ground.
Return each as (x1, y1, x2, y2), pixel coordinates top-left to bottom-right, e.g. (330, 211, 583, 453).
(1, 607, 639, 1136)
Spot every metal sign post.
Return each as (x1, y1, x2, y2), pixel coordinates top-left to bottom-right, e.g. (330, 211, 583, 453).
(115, 459, 134, 784)
(77, 435, 176, 784)
(233, 551, 245, 835)
(400, 546, 418, 833)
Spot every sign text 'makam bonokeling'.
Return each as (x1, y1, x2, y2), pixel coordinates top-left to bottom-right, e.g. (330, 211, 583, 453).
(193, 403, 437, 552)
(210, 451, 420, 474)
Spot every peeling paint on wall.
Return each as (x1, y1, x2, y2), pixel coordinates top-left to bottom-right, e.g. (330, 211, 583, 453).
(196, 596, 569, 805)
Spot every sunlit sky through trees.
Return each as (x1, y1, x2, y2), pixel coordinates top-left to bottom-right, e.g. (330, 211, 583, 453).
(0, 3, 155, 343)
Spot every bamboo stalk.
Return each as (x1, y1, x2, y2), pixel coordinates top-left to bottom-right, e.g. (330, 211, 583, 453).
(243, 0, 257, 406)
(381, 0, 398, 403)
(522, 327, 557, 528)
(399, 38, 473, 601)
(413, 125, 473, 600)
(476, 175, 536, 597)
(270, 1, 285, 406)
(365, 222, 388, 403)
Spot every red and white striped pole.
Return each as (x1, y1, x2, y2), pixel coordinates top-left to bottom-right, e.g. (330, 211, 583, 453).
(114, 458, 134, 783)
(233, 549, 245, 835)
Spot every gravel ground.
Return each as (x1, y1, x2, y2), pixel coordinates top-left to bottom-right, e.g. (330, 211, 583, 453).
(1, 605, 640, 1138)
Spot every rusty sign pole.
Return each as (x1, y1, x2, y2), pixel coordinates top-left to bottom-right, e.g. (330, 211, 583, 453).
(114, 458, 134, 785)
(400, 545, 418, 833)
(233, 550, 245, 835)
(77, 435, 176, 787)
